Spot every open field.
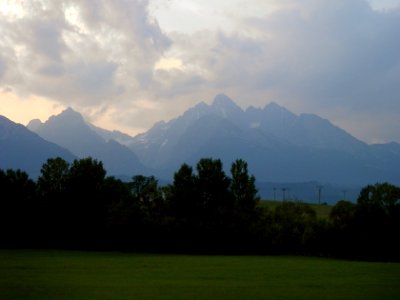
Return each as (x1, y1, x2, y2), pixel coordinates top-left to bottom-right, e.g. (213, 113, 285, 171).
(260, 200, 333, 219)
(308, 203, 333, 219)
(1, 250, 399, 300)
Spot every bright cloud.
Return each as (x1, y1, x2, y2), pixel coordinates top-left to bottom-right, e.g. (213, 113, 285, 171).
(0, 89, 65, 125)
(0, 0, 170, 105)
(155, 58, 183, 71)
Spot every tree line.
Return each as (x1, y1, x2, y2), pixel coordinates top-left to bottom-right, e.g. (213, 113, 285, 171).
(1, 157, 399, 260)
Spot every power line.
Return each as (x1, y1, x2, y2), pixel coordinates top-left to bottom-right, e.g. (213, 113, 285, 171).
(282, 188, 286, 201)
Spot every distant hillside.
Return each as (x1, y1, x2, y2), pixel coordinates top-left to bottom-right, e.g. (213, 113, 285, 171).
(0, 115, 76, 177)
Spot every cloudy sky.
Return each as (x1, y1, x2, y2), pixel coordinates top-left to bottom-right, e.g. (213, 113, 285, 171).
(0, 0, 399, 143)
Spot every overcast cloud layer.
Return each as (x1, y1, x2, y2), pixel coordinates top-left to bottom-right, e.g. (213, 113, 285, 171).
(0, 0, 399, 143)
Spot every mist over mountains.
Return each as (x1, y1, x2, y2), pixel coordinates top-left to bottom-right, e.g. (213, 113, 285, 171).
(2, 94, 399, 202)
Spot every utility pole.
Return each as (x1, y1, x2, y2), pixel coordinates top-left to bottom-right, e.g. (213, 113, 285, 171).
(342, 190, 347, 200)
(282, 188, 286, 201)
(317, 185, 323, 204)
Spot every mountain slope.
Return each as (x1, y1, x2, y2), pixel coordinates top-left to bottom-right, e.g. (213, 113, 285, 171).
(129, 94, 400, 185)
(0, 115, 76, 177)
(27, 108, 147, 177)
(88, 123, 134, 146)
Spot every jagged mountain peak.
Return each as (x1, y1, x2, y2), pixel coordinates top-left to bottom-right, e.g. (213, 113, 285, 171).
(190, 101, 209, 112)
(259, 102, 298, 130)
(52, 107, 85, 124)
(264, 101, 297, 117)
(27, 119, 43, 131)
(27, 108, 85, 132)
(64, 107, 76, 113)
(213, 93, 242, 109)
(26, 108, 147, 176)
(243, 102, 298, 127)
(298, 113, 331, 127)
(181, 101, 212, 123)
(212, 93, 238, 107)
(264, 101, 283, 109)
(127, 94, 400, 187)
(210, 94, 244, 121)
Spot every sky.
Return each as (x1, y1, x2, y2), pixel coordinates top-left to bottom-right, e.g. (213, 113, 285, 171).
(0, 0, 399, 144)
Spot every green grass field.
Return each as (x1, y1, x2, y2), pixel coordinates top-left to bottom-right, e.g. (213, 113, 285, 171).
(260, 200, 333, 219)
(1, 250, 399, 300)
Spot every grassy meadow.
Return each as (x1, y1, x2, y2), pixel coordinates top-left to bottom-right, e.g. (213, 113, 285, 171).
(1, 250, 399, 300)
(260, 200, 333, 219)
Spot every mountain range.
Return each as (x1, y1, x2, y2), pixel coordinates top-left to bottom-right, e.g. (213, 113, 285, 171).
(128, 94, 400, 186)
(1, 94, 399, 201)
(27, 108, 148, 177)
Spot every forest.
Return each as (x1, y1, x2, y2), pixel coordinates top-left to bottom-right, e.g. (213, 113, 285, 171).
(1, 157, 399, 261)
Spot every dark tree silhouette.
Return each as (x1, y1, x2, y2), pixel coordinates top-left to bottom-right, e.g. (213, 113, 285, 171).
(196, 159, 232, 220)
(2, 156, 400, 260)
(354, 183, 400, 260)
(130, 175, 160, 203)
(65, 158, 107, 247)
(330, 200, 356, 230)
(167, 163, 198, 228)
(37, 157, 70, 197)
(0, 169, 36, 246)
(271, 201, 317, 253)
(230, 159, 259, 216)
(129, 175, 166, 247)
(327, 200, 356, 257)
(103, 176, 140, 249)
(36, 157, 70, 246)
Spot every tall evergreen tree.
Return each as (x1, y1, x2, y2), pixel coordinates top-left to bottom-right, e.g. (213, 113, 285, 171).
(230, 159, 259, 213)
(37, 157, 70, 197)
(36, 157, 70, 245)
(65, 158, 107, 246)
(0, 169, 36, 246)
(195, 158, 233, 234)
(355, 182, 400, 260)
(168, 163, 197, 226)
